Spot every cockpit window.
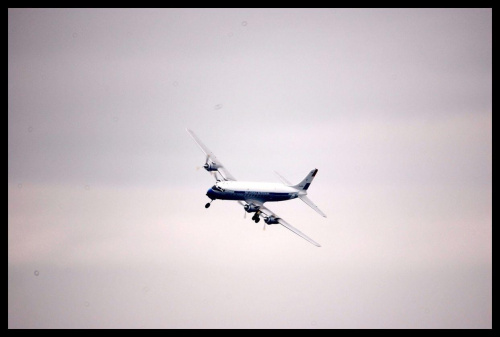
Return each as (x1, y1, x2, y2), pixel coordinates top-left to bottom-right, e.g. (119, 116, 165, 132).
(212, 185, 224, 192)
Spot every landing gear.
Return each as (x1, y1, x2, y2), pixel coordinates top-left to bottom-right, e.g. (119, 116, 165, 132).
(205, 199, 214, 208)
(252, 213, 260, 223)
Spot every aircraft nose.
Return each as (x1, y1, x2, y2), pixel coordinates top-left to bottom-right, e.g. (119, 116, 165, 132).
(206, 188, 216, 199)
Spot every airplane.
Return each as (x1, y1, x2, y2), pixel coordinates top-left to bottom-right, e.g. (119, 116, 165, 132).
(186, 128, 326, 247)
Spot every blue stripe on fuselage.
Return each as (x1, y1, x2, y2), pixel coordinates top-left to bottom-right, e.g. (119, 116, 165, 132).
(206, 188, 296, 202)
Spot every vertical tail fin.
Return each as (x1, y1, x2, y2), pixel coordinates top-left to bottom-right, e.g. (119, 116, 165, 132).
(293, 168, 318, 191)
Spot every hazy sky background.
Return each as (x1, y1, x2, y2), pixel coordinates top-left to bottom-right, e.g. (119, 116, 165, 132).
(8, 8, 491, 328)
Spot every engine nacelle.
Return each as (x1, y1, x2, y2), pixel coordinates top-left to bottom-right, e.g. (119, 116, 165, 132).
(203, 162, 219, 172)
(264, 215, 280, 225)
(244, 204, 260, 213)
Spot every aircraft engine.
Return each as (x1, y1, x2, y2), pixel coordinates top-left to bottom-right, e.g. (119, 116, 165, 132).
(264, 216, 280, 225)
(244, 204, 260, 213)
(203, 162, 219, 171)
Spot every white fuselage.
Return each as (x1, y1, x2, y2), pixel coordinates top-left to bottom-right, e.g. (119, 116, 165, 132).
(206, 181, 301, 203)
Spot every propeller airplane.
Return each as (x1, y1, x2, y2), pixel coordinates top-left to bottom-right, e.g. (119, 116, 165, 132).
(186, 128, 327, 247)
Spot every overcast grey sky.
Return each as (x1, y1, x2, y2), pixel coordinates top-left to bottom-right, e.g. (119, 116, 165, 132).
(9, 8, 491, 328)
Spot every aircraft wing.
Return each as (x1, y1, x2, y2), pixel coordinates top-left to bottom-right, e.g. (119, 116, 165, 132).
(186, 128, 237, 181)
(239, 200, 321, 247)
(276, 217, 321, 247)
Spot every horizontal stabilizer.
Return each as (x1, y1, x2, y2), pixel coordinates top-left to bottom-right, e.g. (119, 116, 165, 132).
(299, 195, 327, 218)
(274, 171, 292, 186)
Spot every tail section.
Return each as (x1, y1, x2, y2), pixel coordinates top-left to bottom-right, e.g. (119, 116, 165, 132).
(275, 168, 326, 217)
(299, 195, 327, 218)
(294, 168, 327, 218)
(293, 168, 319, 191)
